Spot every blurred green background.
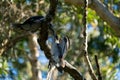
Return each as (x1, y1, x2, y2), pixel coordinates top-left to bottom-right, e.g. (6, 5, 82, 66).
(0, 0, 120, 80)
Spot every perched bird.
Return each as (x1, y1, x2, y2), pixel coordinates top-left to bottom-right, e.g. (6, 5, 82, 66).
(57, 37, 70, 68)
(13, 16, 44, 32)
(51, 36, 70, 72)
(23, 16, 44, 25)
(58, 37, 70, 60)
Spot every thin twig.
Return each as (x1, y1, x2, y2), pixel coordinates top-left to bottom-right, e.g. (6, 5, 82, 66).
(82, 0, 98, 80)
(95, 55, 102, 80)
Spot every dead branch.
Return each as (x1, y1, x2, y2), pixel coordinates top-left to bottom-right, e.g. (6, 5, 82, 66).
(95, 55, 102, 80)
(82, 0, 98, 80)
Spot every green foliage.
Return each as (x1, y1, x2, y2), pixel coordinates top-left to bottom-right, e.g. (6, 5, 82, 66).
(0, 0, 120, 79)
(0, 58, 8, 75)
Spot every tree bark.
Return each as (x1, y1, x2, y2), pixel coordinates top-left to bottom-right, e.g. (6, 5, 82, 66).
(28, 33, 42, 80)
(64, 0, 120, 37)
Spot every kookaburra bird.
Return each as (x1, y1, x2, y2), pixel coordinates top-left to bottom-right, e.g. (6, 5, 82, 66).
(51, 36, 70, 72)
(13, 16, 44, 32)
(58, 37, 70, 61)
(13, 16, 54, 33)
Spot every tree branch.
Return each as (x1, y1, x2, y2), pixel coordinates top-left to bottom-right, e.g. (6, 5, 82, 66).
(82, 0, 98, 80)
(45, 0, 58, 22)
(84, 53, 98, 80)
(37, 0, 86, 79)
(46, 65, 56, 80)
(63, 60, 86, 80)
(64, 0, 120, 37)
(37, 0, 58, 59)
(95, 55, 102, 80)
(38, 24, 86, 79)
(0, 33, 30, 55)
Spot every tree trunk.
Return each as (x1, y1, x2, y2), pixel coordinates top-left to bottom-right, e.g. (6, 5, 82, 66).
(28, 33, 42, 80)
